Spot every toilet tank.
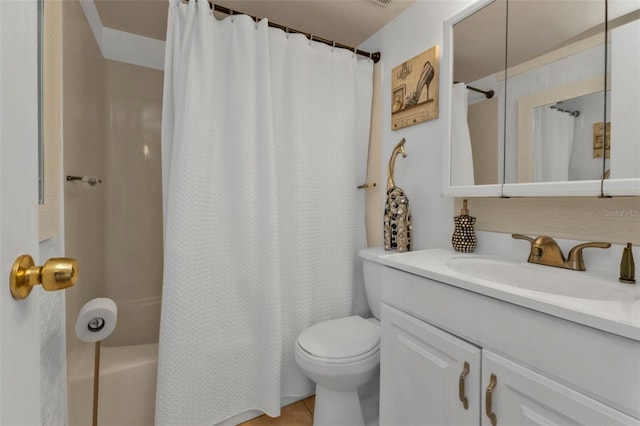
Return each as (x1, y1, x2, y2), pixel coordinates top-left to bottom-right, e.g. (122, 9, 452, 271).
(359, 247, 389, 320)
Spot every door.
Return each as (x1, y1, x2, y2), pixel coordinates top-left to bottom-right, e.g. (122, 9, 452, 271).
(0, 0, 42, 424)
(481, 350, 638, 426)
(380, 304, 481, 426)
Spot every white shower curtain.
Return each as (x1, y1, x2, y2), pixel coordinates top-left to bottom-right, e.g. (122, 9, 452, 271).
(157, 1, 373, 424)
(533, 107, 575, 182)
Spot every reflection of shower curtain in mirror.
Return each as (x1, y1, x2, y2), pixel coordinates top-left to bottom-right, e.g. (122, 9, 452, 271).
(533, 107, 575, 182)
(451, 83, 475, 185)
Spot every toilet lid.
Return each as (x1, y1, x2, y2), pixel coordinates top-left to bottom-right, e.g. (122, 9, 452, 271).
(297, 316, 380, 360)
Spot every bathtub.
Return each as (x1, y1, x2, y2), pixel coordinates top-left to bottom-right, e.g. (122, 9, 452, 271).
(68, 296, 161, 426)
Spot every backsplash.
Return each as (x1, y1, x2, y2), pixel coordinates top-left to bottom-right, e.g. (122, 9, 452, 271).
(456, 197, 640, 245)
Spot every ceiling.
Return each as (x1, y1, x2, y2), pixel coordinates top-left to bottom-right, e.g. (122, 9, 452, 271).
(93, 0, 416, 47)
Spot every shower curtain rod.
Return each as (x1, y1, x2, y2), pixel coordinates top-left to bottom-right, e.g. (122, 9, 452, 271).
(551, 105, 580, 117)
(454, 81, 494, 99)
(184, 0, 381, 63)
(467, 85, 494, 99)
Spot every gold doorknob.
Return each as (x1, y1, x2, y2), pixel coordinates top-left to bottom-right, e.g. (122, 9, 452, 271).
(10, 255, 78, 300)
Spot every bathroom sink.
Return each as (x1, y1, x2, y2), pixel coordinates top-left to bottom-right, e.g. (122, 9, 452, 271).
(446, 255, 636, 301)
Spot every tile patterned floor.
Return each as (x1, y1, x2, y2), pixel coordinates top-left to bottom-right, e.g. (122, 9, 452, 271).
(239, 396, 315, 426)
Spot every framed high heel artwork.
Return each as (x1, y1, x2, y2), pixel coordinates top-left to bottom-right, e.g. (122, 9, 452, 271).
(391, 45, 439, 130)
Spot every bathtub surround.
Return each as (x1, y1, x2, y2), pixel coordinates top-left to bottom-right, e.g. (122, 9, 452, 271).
(63, 0, 107, 358)
(103, 59, 164, 320)
(63, 0, 164, 351)
(62, 0, 164, 424)
(158, 2, 372, 423)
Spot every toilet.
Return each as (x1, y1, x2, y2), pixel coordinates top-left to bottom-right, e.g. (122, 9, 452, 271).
(294, 247, 387, 426)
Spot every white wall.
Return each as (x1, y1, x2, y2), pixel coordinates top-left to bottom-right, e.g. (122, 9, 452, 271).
(359, 0, 473, 250)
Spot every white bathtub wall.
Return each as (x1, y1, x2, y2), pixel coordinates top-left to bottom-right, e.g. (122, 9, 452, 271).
(103, 58, 164, 320)
(104, 296, 162, 347)
(63, 0, 107, 355)
(67, 342, 158, 426)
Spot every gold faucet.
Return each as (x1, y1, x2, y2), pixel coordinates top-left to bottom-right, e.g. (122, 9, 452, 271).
(512, 234, 611, 271)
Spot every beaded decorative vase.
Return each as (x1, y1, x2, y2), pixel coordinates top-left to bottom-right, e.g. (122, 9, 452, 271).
(452, 199, 477, 253)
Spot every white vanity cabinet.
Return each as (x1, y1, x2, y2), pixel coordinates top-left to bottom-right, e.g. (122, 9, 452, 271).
(378, 262, 640, 426)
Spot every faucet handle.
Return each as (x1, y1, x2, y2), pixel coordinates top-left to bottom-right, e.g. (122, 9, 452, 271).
(566, 242, 611, 271)
(512, 234, 534, 244)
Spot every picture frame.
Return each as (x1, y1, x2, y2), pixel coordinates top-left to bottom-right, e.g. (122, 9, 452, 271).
(391, 45, 439, 130)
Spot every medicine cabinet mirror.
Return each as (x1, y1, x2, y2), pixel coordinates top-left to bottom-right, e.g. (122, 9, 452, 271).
(443, 0, 640, 197)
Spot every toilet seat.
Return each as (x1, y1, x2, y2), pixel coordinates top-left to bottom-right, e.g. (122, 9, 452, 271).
(297, 316, 380, 364)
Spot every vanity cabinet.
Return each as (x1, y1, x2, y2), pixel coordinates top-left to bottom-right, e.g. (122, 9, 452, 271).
(379, 264, 640, 425)
(381, 303, 636, 426)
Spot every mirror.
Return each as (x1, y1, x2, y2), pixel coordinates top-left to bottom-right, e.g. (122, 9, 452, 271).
(444, 0, 640, 196)
(604, 1, 640, 194)
(504, 0, 607, 185)
(449, 0, 506, 191)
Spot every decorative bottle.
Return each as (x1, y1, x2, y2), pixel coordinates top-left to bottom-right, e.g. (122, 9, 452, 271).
(619, 242, 636, 284)
(452, 199, 477, 253)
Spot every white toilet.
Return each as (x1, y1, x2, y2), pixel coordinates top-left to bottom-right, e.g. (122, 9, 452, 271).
(294, 247, 387, 426)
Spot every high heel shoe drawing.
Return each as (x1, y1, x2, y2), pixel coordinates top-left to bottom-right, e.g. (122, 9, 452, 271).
(404, 61, 434, 108)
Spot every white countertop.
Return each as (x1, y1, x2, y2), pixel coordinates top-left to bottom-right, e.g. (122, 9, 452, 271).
(373, 248, 640, 341)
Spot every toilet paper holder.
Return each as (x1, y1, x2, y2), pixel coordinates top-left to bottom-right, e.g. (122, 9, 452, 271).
(10, 254, 78, 299)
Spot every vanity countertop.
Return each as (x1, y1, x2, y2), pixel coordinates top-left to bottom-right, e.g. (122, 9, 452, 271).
(373, 248, 640, 341)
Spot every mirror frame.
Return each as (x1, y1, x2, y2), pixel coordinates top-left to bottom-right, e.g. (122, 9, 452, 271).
(442, 0, 503, 197)
(442, 0, 640, 197)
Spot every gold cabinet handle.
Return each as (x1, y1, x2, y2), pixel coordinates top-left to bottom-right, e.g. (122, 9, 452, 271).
(10, 254, 78, 300)
(458, 361, 470, 410)
(485, 373, 497, 426)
